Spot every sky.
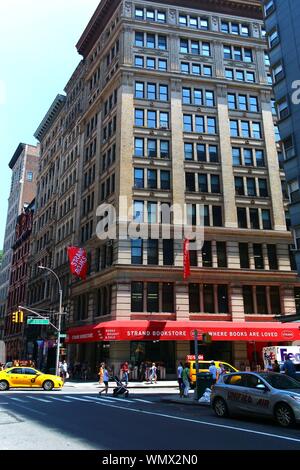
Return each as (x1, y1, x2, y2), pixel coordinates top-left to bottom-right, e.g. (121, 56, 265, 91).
(0, 0, 100, 246)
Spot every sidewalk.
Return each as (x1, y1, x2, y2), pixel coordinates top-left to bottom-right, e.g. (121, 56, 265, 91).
(64, 380, 179, 389)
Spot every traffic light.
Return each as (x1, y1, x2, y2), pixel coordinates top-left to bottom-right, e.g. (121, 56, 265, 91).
(11, 310, 24, 323)
(18, 310, 24, 323)
(12, 311, 18, 323)
(202, 333, 212, 344)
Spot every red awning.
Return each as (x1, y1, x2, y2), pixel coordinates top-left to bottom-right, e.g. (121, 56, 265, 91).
(66, 320, 300, 343)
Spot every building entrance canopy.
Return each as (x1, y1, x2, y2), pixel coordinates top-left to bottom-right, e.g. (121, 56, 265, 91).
(66, 320, 300, 343)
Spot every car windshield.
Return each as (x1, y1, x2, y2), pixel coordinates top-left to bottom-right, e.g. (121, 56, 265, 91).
(261, 373, 300, 390)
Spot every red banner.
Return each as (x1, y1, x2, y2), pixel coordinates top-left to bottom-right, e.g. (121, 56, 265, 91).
(67, 247, 88, 280)
(66, 320, 300, 343)
(183, 239, 191, 280)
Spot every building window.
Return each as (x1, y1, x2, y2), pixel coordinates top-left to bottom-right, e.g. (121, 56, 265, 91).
(147, 239, 158, 265)
(256, 286, 268, 314)
(253, 244, 264, 269)
(147, 283, 159, 312)
(267, 245, 278, 270)
(243, 286, 254, 313)
(131, 239, 143, 264)
(216, 242, 227, 268)
(134, 168, 144, 188)
(162, 283, 174, 312)
(237, 207, 247, 228)
(264, 0, 275, 16)
(239, 243, 250, 268)
(26, 171, 33, 181)
(131, 282, 143, 312)
(163, 239, 174, 265)
(189, 284, 200, 312)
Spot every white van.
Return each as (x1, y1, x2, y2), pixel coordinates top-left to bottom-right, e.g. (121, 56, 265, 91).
(263, 346, 300, 378)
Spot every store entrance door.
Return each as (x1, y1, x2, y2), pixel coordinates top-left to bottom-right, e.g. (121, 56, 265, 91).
(130, 341, 176, 375)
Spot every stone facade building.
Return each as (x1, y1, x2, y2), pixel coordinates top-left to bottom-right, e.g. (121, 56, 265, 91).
(64, 0, 300, 377)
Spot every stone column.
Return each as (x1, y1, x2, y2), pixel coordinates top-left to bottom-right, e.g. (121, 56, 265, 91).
(176, 283, 189, 320)
(170, 78, 185, 227)
(260, 90, 287, 231)
(217, 84, 237, 228)
(231, 284, 245, 321)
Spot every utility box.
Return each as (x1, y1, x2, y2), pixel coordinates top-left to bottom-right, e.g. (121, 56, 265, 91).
(196, 372, 212, 400)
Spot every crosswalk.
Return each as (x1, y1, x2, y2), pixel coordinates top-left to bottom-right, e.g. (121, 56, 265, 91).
(5, 394, 153, 406)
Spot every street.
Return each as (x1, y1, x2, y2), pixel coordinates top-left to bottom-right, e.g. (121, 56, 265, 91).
(1, 387, 300, 450)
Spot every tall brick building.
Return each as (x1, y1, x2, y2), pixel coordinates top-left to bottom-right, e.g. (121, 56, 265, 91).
(60, 0, 299, 378)
(0, 144, 39, 343)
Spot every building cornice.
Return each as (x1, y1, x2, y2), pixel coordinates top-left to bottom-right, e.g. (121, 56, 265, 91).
(76, 0, 262, 58)
(76, 0, 121, 57)
(8, 143, 26, 170)
(34, 94, 66, 142)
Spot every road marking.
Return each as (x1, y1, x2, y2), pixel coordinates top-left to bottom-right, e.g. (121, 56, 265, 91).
(96, 395, 133, 403)
(91, 400, 300, 444)
(64, 396, 94, 402)
(10, 397, 26, 402)
(27, 396, 52, 403)
(83, 395, 116, 403)
(133, 399, 153, 404)
(46, 396, 72, 403)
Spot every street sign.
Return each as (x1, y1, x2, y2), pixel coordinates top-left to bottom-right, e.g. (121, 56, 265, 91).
(27, 318, 50, 325)
(60, 334, 67, 338)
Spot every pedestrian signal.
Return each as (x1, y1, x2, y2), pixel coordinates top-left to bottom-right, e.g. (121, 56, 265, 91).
(202, 333, 212, 343)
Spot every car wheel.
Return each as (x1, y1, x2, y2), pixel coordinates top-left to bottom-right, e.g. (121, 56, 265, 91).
(0, 380, 9, 391)
(275, 403, 295, 427)
(43, 380, 54, 391)
(213, 397, 228, 418)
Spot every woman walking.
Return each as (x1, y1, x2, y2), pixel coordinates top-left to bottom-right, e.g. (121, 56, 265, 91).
(99, 363, 109, 395)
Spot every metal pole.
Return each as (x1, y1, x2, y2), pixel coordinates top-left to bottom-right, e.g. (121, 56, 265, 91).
(55, 289, 63, 377)
(194, 330, 199, 400)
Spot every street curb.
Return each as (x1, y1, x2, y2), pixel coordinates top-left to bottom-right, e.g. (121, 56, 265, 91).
(160, 398, 210, 406)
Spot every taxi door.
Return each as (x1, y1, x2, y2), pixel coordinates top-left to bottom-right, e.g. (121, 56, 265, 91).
(6, 368, 25, 387)
(22, 368, 41, 387)
(243, 374, 272, 417)
(225, 374, 252, 414)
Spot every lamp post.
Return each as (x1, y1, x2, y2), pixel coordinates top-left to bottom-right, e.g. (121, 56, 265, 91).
(38, 266, 63, 376)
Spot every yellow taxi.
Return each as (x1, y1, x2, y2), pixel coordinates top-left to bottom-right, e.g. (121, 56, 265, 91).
(188, 359, 238, 386)
(0, 366, 64, 391)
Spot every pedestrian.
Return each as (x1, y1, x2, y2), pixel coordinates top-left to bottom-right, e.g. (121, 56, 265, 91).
(265, 359, 273, 372)
(272, 360, 280, 373)
(98, 362, 104, 385)
(61, 360, 68, 381)
(138, 362, 146, 382)
(218, 363, 226, 379)
(177, 361, 184, 397)
(282, 357, 297, 379)
(121, 361, 129, 386)
(182, 362, 191, 398)
(99, 364, 110, 395)
(209, 361, 218, 385)
(149, 362, 157, 384)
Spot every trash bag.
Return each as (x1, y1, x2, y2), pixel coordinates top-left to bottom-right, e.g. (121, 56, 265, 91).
(198, 387, 211, 403)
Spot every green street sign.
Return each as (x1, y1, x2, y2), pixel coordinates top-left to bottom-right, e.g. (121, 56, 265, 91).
(27, 318, 50, 325)
(60, 334, 67, 338)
